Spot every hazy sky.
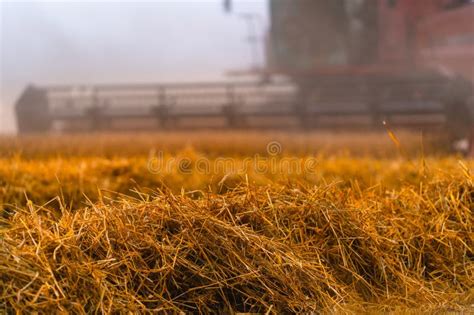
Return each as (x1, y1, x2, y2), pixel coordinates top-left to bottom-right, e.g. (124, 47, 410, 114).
(0, 0, 268, 133)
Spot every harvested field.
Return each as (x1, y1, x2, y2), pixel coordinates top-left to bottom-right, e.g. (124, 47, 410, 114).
(0, 131, 473, 313)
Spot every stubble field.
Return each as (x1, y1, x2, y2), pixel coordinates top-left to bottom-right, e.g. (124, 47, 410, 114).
(0, 131, 472, 313)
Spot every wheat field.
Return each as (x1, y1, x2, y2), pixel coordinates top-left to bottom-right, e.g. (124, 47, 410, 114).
(0, 131, 473, 313)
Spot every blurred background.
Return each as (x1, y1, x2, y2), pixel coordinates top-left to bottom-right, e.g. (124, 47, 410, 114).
(1, 0, 473, 154)
(1, 0, 268, 134)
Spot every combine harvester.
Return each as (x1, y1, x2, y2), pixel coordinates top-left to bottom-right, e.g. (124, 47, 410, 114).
(15, 0, 474, 153)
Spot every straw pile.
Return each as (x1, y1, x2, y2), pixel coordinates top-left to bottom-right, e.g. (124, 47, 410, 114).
(1, 169, 472, 313)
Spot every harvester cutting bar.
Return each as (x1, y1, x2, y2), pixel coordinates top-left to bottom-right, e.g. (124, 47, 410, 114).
(15, 79, 470, 135)
(16, 81, 296, 132)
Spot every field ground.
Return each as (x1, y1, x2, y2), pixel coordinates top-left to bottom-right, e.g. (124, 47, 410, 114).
(0, 131, 473, 313)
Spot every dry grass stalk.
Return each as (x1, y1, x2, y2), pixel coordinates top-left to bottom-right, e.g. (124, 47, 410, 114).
(1, 170, 472, 313)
